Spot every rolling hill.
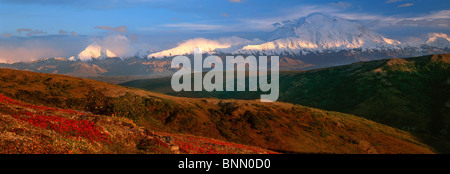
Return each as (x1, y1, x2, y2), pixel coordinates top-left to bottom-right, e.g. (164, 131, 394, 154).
(120, 54, 450, 152)
(0, 92, 276, 154)
(0, 68, 436, 153)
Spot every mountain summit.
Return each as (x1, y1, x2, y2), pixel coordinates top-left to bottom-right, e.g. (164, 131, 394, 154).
(233, 13, 401, 55)
(75, 43, 117, 61)
(148, 37, 264, 58)
(147, 12, 417, 64)
(426, 33, 450, 49)
(1, 13, 448, 74)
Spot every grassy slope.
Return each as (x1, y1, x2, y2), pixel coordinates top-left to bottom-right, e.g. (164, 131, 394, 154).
(0, 68, 435, 154)
(120, 54, 450, 152)
(0, 91, 275, 154)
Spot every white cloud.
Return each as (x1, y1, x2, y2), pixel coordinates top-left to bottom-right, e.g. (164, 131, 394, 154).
(94, 25, 128, 34)
(385, 0, 402, 3)
(0, 33, 156, 62)
(16, 28, 47, 36)
(232, 5, 450, 35)
(17, 28, 32, 34)
(0, 35, 89, 63)
(398, 3, 414, 7)
(329, 1, 352, 9)
(238, 5, 346, 30)
(90, 34, 156, 58)
(233, 5, 347, 31)
(1, 33, 12, 38)
(228, 0, 242, 3)
(159, 23, 223, 31)
(59, 30, 68, 34)
(94, 34, 132, 57)
(387, 10, 450, 28)
(408, 10, 450, 20)
(26, 30, 47, 36)
(0, 46, 63, 63)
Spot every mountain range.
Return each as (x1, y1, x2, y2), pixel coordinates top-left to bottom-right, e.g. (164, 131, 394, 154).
(148, 13, 449, 65)
(0, 13, 448, 78)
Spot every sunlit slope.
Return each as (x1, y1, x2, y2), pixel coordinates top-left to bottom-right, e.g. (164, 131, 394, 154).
(0, 68, 435, 153)
(121, 54, 450, 140)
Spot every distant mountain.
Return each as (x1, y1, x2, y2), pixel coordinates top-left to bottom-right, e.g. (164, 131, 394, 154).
(74, 42, 117, 61)
(0, 57, 175, 79)
(148, 38, 230, 58)
(232, 13, 401, 55)
(149, 13, 405, 59)
(426, 33, 450, 49)
(278, 57, 314, 70)
(0, 13, 448, 78)
(147, 37, 264, 58)
(148, 13, 449, 67)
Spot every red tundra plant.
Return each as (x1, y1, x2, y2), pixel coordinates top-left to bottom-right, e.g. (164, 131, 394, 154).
(1, 93, 108, 142)
(13, 113, 109, 143)
(174, 135, 274, 154)
(0, 93, 85, 115)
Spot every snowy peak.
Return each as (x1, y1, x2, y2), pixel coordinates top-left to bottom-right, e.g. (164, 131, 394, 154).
(235, 13, 401, 55)
(271, 13, 395, 42)
(77, 43, 117, 61)
(426, 33, 450, 49)
(270, 12, 339, 40)
(146, 13, 446, 59)
(148, 38, 231, 58)
(148, 37, 263, 58)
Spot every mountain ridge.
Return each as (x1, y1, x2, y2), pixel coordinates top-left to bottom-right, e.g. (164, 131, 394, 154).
(0, 13, 448, 79)
(147, 13, 447, 60)
(74, 42, 118, 61)
(232, 13, 401, 55)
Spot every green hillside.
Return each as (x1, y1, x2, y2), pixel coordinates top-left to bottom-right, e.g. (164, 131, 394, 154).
(120, 54, 450, 152)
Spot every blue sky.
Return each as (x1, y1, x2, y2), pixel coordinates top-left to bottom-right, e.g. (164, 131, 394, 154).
(1, 0, 449, 35)
(0, 0, 449, 61)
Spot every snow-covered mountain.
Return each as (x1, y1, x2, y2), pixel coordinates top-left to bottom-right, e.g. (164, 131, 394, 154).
(426, 33, 450, 49)
(74, 43, 117, 61)
(148, 38, 230, 58)
(148, 13, 406, 58)
(1, 13, 447, 76)
(148, 36, 263, 58)
(144, 12, 449, 68)
(232, 13, 401, 55)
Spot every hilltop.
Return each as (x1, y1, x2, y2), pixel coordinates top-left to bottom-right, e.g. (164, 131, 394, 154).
(0, 68, 436, 153)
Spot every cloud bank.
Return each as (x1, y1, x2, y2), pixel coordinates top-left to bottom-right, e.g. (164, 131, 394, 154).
(95, 25, 128, 34)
